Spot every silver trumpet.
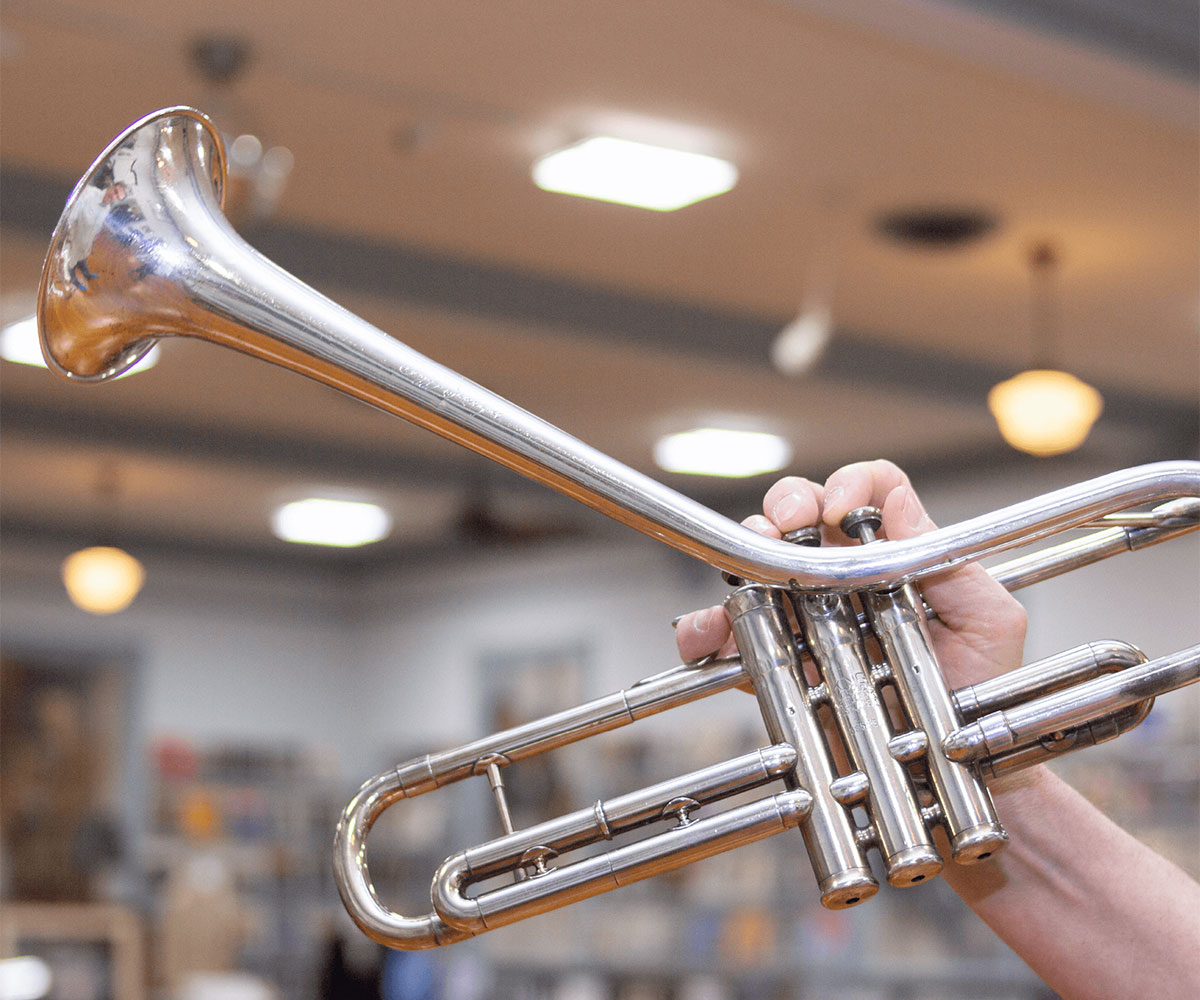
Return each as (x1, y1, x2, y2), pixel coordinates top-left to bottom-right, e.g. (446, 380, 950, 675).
(38, 108, 1200, 950)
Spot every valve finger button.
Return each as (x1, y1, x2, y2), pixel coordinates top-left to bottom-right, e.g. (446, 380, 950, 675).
(783, 526, 822, 547)
(841, 506, 883, 543)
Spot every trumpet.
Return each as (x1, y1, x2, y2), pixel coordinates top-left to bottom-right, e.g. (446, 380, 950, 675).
(38, 108, 1200, 951)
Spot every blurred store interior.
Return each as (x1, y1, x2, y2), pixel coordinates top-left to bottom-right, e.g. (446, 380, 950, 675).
(0, 1, 1197, 999)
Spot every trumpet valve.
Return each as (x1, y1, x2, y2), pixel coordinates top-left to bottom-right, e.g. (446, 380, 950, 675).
(885, 845, 944, 887)
(841, 506, 883, 544)
(951, 823, 1010, 864)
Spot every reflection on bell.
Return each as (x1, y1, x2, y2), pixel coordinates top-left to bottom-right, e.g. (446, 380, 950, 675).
(988, 368, 1104, 457)
(61, 545, 145, 614)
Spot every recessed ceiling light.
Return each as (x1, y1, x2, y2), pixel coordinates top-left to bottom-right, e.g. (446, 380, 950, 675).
(875, 207, 998, 249)
(271, 498, 392, 547)
(654, 428, 792, 478)
(1, 314, 160, 376)
(533, 137, 737, 211)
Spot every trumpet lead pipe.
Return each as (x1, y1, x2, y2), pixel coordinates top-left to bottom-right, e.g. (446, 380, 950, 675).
(1078, 498, 1200, 531)
(988, 499, 1199, 593)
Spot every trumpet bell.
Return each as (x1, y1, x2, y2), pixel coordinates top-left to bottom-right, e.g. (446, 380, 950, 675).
(38, 107, 226, 382)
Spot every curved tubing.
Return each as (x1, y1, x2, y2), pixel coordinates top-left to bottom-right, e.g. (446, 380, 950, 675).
(37, 109, 1200, 590)
(333, 770, 472, 950)
(953, 639, 1147, 720)
(943, 644, 1200, 763)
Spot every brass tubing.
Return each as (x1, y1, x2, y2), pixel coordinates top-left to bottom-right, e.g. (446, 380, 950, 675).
(979, 703, 1151, 778)
(944, 644, 1200, 763)
(989, 499, 1199, 593)
(865, 585, 1007, 864)
(725, 586, 879, 908)
(433, 790, 813, 933)
(389, 657, 747, 797)
(1080, 498, 1200, 531)
(456, 744, 798, 882)
(36, 117, 1200, 590)
(333, 771, 472, 950)
(332, 657, 747, 950)
(954, 640, 1146, 721)
(792, 592, 942, 886)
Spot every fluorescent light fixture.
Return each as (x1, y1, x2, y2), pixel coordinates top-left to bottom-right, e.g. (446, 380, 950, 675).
(988, 368, 1103, 456)
(271, 498, 392, 547)
(533, 137, 737, 211)
(62, 545, 145, 615)
(1, 314, 160, 376)
(654, 427, 792, 478)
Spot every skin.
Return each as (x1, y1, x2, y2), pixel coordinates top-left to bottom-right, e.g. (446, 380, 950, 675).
(675, 460, 1200, 999)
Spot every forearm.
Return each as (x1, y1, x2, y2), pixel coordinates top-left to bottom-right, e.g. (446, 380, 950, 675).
(944, 767, 1200, 1000)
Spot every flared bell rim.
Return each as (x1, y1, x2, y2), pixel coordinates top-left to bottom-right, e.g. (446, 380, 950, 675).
(36, 106, 227, 382)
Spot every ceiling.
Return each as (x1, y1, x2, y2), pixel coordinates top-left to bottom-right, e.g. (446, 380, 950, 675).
(1, 0, 1197, 568)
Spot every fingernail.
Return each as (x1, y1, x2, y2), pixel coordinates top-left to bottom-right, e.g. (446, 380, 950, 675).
(901, 489, 927, 531)
(743, 514, 774, 534)
(772, 492, 803, 525)
(823, 485, 844, 517)
(694, 608, 717, 632)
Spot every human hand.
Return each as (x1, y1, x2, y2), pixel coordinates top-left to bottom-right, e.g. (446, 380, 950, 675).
(674, 460, 1027, 690)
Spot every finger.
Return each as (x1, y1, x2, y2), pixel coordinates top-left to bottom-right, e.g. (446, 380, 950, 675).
(879, 481, 935, 541)
(742, 513, 783, 541)
(822, 460, 912, 540)
(675, 605, 731, 662)
(674, 514, 783, 661)
(762, 477, 824, 534)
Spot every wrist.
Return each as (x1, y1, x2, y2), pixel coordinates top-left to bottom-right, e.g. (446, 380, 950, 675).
(941, 764, 1063, 904)
(984, 762, 1055, 800)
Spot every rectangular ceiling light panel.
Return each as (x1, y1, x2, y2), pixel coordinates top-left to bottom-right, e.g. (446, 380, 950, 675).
(533, 137, 737, 211)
